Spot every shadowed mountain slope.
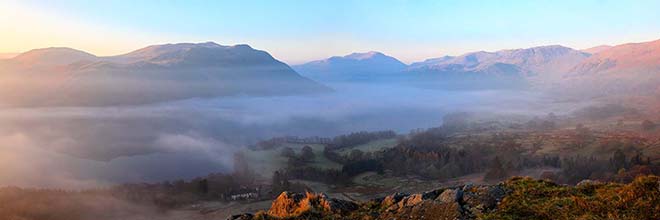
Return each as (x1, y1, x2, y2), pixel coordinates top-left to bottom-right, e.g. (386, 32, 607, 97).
(0, 42, 330, 107)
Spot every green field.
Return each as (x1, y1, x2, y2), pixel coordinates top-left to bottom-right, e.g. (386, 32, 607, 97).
(242, 143, 343, 178)
(337, 138, 398, 156)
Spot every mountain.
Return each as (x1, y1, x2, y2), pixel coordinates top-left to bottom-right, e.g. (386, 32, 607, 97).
(581, 45, 612, 54)
(409, 45, 590, 76)
(8, 47, 98, 68)
(292, 45, 591, 89)
(0, 42, 331, 107)
(572, 39, 660, 75)
(564, 39, 660, 97)
(109, 42, 226, 63)
(407, 55, 454, 69)
(405, 45, 590, 89)
(104, 42, 279, 67)
(293, 51, 407, 82)
(0, 53, 19, 59)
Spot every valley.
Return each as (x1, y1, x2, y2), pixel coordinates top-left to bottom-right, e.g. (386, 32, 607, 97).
(1, 24, 660, 220)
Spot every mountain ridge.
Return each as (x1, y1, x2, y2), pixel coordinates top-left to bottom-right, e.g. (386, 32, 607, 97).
(408, 45, 590, 77)
(0, 42, 331, 107)
(571, 39, 660, 76)
(581, 45, 613, 54)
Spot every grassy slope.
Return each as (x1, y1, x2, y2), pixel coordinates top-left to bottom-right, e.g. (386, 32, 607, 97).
(482, 175, 660, 220)
(245, 175, 659, 220)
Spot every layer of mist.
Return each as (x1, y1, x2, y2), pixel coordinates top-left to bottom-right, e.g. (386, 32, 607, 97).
(0, 83, 576, 189)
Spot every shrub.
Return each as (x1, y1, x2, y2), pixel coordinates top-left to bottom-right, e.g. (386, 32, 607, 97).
(641, 120, 656, 131)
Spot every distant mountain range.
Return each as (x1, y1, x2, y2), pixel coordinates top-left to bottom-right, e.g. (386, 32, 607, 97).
(295, 45, 594, 89)
(409, 45, 590, 76)
(0, 42, 330, 107)
(295, 38, 660, 93)
(1, 38, 659, 106)
(293, 51, 407, 82)
(406, 45, 592, 89)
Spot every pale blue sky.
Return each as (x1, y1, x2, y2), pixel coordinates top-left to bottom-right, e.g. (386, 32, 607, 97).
(2, 0, 660, 63)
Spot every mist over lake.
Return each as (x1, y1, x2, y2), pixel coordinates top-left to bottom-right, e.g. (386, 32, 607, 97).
(0, 83, 558, 188)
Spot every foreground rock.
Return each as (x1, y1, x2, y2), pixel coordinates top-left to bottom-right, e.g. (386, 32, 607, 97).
(229, 184, 509, 220)
(228, 175, 660, 220)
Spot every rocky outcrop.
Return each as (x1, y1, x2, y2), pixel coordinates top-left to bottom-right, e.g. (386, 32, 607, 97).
(228, 184, 509, 220)
(375, 184, 508, 220)
(262, 192, 358, 219)
(228, 176, 660, 219)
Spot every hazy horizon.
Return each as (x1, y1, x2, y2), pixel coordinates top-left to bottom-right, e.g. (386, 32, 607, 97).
(2, 0, 660, 64)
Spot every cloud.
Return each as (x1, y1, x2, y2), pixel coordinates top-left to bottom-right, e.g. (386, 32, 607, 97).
(0, 131, 240, 189)
(0, 133, 111, 188)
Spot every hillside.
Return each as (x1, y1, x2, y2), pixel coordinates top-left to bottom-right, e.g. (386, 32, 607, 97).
(9, 47, 98, 67)
(559, 39, 660, 102)
(571, 39, 660, 76)
(230, 175, 659, 220)
(0, 52, 19, 59)
(0, 42, 330, 107)
(581, 45, 613, 54)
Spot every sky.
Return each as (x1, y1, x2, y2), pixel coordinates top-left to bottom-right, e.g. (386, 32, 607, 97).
(1, 0, 660, 64)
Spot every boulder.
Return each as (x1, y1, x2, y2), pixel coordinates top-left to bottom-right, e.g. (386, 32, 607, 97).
(267, 191, 358, 218)
(436, 188, 460, 203)
(462, 185, 508, 216)
(227, 213, 253, 220)
(379, 192, 409, 208)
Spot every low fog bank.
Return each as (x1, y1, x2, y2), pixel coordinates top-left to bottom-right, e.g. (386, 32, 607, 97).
(0, 83, 586, 189)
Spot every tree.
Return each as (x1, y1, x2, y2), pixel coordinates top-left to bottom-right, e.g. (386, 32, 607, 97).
(540, 171, 557, 181)
(197, 179, 208, 195)
(610, 149, 627, 171)
(287, 156, 305, 168)
(271, 171, 289, 194)
(540, 120, 556, 131)
(484, 157, 509, 181)
(573, 124, 592, 148)
(629, 152, 648, 166)
(301, 145, 315, 161)
(280, 147, 295, 158)
(349, 149, 364, 161)
(641, 120, 656, 131)
(330, 130, 397, 149)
